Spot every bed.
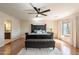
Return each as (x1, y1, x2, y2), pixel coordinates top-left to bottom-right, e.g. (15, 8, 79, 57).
(25, 24, 55, 49)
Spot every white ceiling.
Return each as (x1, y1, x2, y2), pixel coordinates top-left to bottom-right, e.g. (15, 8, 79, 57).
(0, 3, 79, 20)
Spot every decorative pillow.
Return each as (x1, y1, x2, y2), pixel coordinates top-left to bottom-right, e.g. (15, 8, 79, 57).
(34, 30, 37, 33)
(36, 30, 42, 34)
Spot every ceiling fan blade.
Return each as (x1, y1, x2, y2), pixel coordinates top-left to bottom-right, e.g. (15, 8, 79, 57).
(40, 14, 47, 16)
(34, 7, 39, 13)
(30, 3, 34, 8)
(30, 3, 39, 13)
(24, 9, 34, 11)
(28, 13, 37, 14)
(40, 9, 50, 13)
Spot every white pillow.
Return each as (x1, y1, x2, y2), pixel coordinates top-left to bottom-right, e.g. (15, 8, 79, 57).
(37, 30, 42, 34)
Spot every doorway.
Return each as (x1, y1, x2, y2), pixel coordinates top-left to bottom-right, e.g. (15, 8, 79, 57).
(4, 20, 12, 39)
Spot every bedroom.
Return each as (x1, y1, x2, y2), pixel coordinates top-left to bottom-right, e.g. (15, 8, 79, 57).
(0, 3, 79, 55)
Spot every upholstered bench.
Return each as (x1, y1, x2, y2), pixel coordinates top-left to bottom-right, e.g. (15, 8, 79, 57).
(25, 39, 55, 49)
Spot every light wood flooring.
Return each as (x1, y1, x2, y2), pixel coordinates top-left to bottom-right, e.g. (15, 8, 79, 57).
(0, 38, 79, 55)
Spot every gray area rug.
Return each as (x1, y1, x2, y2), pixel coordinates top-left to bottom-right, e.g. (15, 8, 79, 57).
(18, 48, 62, 55)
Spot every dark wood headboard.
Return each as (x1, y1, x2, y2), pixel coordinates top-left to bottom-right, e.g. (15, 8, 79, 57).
(31, 24, 46, 33)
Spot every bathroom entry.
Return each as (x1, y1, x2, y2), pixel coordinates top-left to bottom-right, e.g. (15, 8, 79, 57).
(4, 20, 12, 39)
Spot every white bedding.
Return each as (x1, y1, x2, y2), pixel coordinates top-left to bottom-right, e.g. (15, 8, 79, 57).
(28, 33, 50, 35)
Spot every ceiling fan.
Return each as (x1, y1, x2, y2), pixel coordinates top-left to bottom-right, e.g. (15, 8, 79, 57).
(27, 3, 50, 17)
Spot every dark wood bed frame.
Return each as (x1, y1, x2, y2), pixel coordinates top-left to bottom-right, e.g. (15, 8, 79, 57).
(25, 24, 55, 49)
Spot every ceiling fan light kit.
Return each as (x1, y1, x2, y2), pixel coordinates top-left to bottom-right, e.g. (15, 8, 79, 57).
(33, 17, 43, 21)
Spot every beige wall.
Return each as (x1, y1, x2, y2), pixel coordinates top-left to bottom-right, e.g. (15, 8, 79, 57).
(20, 19, 58, 38)
(57, 20, 62, 39)
(76, 16, 79, 48)
(57, 12, 79, 47)
(0, 11, 21, 47)
(11, 18, 20, 40)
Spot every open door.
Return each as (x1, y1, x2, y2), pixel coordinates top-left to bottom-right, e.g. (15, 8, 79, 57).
(4, 20, 12, 39)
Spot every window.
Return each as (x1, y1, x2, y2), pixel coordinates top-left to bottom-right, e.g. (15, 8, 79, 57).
(62, 22, 70, 36)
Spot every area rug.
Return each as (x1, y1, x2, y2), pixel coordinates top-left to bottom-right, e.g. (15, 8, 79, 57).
(17, 48, 62, 55)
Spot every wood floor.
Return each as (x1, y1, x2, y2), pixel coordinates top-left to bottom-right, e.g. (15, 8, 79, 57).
(0, 39, 79, 55)
(55, 39, 79, 55)
(0, 38, 25, 55)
